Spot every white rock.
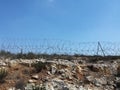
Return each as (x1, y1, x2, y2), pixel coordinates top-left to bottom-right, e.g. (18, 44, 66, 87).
(79, 86, 86, 90)
(8, 87, 15, 90)
(8, 60, 18, 67)
(32, 75, 39, 80)
(51, 65, 57, 74)
(45, 82, 54, 90)
(25, 83, 35, 90)
(86, 76, 94, 82)
(28, 79, 37, 83)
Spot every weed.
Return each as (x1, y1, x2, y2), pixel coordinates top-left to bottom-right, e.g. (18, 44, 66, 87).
(33, 62, 46, 72)
(0, 68, 8, 83)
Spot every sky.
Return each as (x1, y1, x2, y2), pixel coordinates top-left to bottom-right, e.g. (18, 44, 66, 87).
(0, 0, 120, 42)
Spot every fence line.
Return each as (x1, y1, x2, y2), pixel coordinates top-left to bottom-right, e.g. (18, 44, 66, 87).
(0, 39, 120, 56)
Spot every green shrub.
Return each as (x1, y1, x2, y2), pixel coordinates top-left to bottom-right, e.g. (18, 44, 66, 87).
(0, 68, 8, 83)
(26, 52, 37, 59)
(0, 50, 14, 59)
(33, 62, 46, 72)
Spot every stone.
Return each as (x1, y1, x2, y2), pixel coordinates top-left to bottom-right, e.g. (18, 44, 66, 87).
(0, 61, 6, 66)
(8, 87, 15, 90)
(58, 69, 65, 74)
(28, 79, 37, 83)
(39, 58, 46, 62)
(0, 57, 119, 90)
(52, 78, 68, 90)
(86, 76, 94, 82)
(88, 65, 101, 72)
(104, 85, 114, 90)
(47, 71, 52, 75)
(51, 65, 57, 74)
(66, 84, 78, 90)
(79, 86, 86, 90)
(94, 77, 107, 87)
(75, 65, 83, 80)
(76, 65, 82, 73)
(8, 60, 18, 67)
(32, 75, 39, 80)
(97, 77, 107, 85)
(45, 82, 54, 90)
(25, 83, 35, 90)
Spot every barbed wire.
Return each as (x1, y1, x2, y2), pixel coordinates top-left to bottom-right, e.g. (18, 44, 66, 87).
(0, 39, 120, 56)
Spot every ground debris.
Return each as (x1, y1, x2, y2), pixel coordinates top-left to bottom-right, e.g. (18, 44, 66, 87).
(0, 58, 120, 90)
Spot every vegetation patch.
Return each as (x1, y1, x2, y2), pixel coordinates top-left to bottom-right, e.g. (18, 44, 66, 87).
(0, 68, 8, 83)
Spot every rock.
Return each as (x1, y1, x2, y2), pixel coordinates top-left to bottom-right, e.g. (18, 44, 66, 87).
(108, 80, 115, 85)
(104, 85, 114, 90)
(79, 86, 86, 90)
(86, 76, 107, 87)
(47, 71, 52, 75)
(0, 58, 119, 90)
(28, 79, 37, 83)
(51, 65, 57, 74)
(88, 64, 112, 75)
(45, 82, 54, 90)
(39, 58, 46, 63)
(58, 68, 73, 80)
(25, 83, 35, 90)
(48, 78, 79, 90)
(110, 62, 118, 75)
(75, 65, 83, 80)
(8, 60, 18, 67)
(0, 67, 8, 70)
(117, 64, 120, 76)
(88, 64, 102, 72)
(66, 84, 78, 90)
(58, 69, 65, 74)
(44, 77, 50, 82)
(8, 87, 15, 90)
(32, 75, 39, 80)
(98, 77, 107, 85)
(78, 60, 86, 64)
(76, 65, 82, 73)
(0, 61, 7, 66)
(52, 78, 68, 90)
(94, 77, 107, 87)
(86, 76, 94, 82)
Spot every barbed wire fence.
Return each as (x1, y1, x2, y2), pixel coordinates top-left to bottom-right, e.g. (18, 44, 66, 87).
(0, 39, 120, 56)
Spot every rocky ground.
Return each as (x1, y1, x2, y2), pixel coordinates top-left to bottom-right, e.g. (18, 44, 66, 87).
(0, 57, 120, 90)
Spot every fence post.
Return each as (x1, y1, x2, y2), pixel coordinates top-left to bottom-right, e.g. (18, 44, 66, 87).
(97, 42, 105, 56)
(20, 48, 23, 55)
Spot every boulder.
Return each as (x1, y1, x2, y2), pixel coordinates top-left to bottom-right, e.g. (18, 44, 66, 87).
(8, 60, 18, 67)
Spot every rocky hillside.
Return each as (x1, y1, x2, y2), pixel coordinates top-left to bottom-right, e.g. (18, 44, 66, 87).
(0, 57, 120, 90)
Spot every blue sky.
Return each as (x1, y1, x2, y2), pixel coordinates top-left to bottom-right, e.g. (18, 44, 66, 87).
(0, 0, 120, 42)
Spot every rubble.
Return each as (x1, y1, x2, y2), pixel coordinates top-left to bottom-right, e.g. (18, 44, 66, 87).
(0, 58, 120, 90)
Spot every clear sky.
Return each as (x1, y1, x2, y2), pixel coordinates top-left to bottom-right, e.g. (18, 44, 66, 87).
(0, 0, 120, 42)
